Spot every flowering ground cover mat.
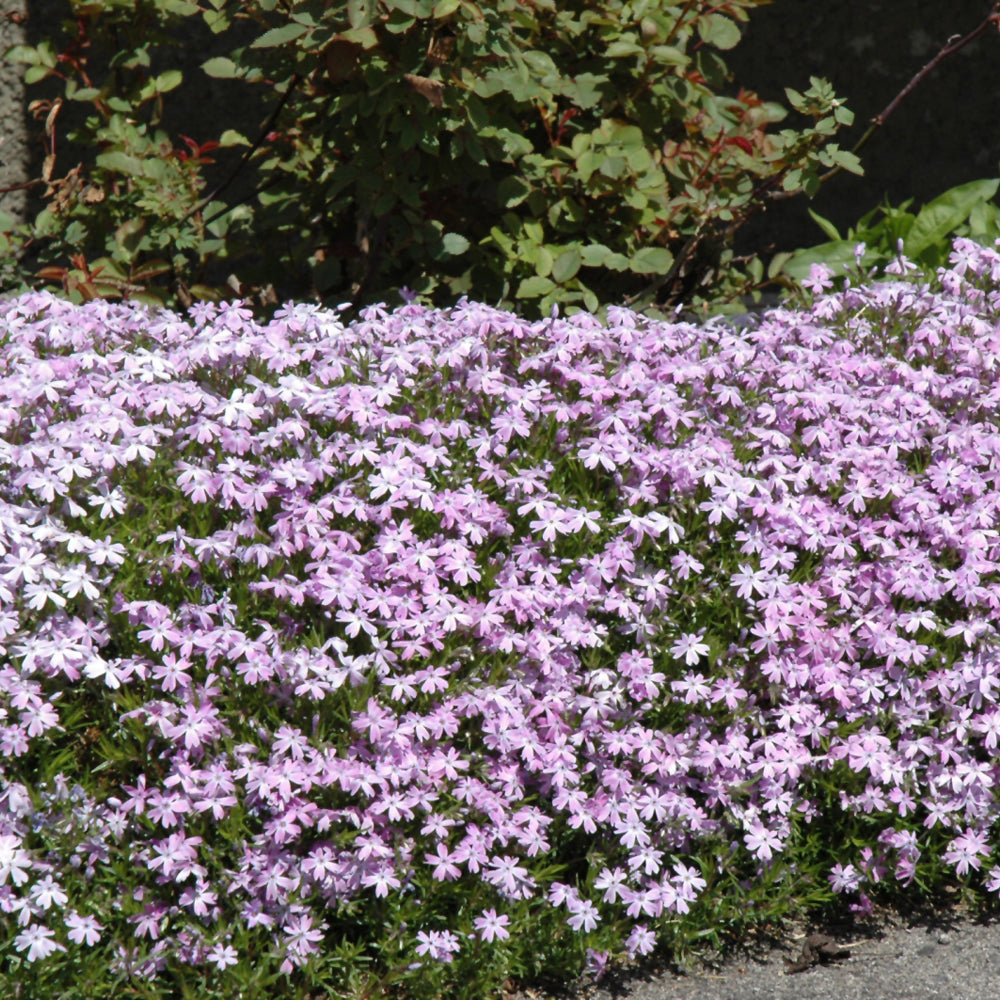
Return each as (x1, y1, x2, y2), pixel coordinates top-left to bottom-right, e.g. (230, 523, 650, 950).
(3, 239, 1000, 998)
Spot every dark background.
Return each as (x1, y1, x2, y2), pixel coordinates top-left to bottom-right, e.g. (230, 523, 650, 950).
(727, 0, 1000, 255)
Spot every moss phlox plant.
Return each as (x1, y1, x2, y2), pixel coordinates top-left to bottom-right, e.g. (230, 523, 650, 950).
(3, 237, 1000, 997)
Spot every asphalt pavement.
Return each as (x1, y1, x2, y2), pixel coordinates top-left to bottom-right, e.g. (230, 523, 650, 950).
(512, 905, 1000, 1000)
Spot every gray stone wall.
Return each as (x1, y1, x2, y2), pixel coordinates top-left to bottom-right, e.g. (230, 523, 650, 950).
(0, 0, 28, 223)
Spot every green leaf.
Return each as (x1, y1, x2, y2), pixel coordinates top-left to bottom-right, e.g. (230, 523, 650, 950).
(575, 150, 604, 184)
(828, 147, 863, 176)
(251, 23, 310, 48)
(497, 176, 532, 207)
(202, 56, 240, 78)
(566, 72, 606, 110)
(697, 13, 741, 50)
(441, 233, 470, 255)
(629, 246, 673, 274)
(219, 129, 250, 146)
(606, 40, 643, 58)
(516, 275, 555, 298)
(154, 70, 183, 94)
(649, 45, 688, 66)
(96, 151, 146, 176)
(807, 208, 841, 242)
(579, 244, 611, 267)
(552, 247, 581, 283)
(781, 240, 857, 281)
(348, 0, 377, 29)
(904, 178, 1000, 258)
(534, 245, 554, 277)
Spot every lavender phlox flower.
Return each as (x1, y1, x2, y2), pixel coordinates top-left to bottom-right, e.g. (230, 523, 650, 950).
(0, 834, 32, 887)
(64, 910, 103, 946)
(14, 923, 65, 962)
(414, 929, 461, 962)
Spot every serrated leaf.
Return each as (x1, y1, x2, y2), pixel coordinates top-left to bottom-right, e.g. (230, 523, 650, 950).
(251, 22, 310, 48)
(904, 178, 1000, 258)
(441, 233, 470, 255)
(829, 147, 863, 176)
(202, 56, 240, 78)
(629, 246, 673, 274)
(403, 73, 445, 107)
(96, 151, 145, 175)
(565, 72, 606, 110)
(697, 13, 741, 50)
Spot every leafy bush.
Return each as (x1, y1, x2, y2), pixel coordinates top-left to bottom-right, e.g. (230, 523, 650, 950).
(1, 0, 858, 315)
(5, 239, 1000, 998)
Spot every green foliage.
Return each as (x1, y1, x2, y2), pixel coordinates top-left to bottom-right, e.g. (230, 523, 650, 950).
(2, 1, 857, 315)
(778, 177, 1000, 287)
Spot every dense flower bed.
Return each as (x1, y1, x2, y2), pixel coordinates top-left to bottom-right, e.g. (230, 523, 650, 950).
(3, 239, 1000, 997)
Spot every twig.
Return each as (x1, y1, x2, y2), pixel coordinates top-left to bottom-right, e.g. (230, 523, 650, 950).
(177, 72, 301, 227)
(817, 4, 1000, 186)
(623, 231, 703, 308)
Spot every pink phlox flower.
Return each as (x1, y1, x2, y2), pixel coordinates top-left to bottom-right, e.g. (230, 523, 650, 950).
(484, 855, 535, 898)
(473, 908, 511, 942)
(566, 896, 600, 932)
(585, 948, 610, 981)
(801, 263, 835, 294)
(943, 828, 991, 875)
(179, 880, 219, 918)
(625, 923, 656, 959)
(361, 863, 401, 899)
(669, 631, 710, 666)
(743, 820, 784, 862)
(424, 843, 461, 882)
(283, 912, 327, 955)
(593, 866, 629, 903)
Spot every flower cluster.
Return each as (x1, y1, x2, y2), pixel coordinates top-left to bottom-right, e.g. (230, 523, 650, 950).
(4, 237, 1000, 995)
